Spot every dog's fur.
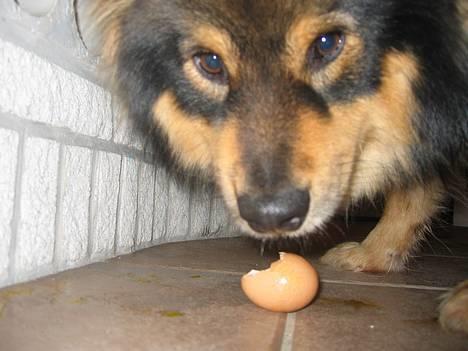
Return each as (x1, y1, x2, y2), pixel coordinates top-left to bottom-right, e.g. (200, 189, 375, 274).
(83, 0, 468, 333)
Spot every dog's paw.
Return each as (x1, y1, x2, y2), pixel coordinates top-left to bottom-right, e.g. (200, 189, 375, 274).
(439, 281, 468, 334)
(320, 242, 407, 272)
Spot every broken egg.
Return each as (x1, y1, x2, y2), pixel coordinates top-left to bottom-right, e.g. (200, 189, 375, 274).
(241, 252, 319, 312)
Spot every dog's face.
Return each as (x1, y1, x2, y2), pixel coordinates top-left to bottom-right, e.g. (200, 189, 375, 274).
(87, 0, 466, 239)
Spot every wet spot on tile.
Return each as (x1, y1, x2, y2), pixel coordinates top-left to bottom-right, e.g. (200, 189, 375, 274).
(318, 297, 381, 311)
(39, 279, 67, 303)
(0, 287, 33, 299)
(123, 305, 154, 316)
(160, 310, 185, 318)
(126, 273, 158, 284)
(70, 297, 88, 305)
(0, 287, 33, 319)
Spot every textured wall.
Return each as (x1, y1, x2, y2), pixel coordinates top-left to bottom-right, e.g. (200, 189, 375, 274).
(0, 1, 235, 288)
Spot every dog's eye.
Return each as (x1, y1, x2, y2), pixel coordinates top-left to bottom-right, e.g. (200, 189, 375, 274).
(194, 53, 228, 84)
(308, 32, 345, 70)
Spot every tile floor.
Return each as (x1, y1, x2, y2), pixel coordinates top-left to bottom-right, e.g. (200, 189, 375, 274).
(0, 220, 467, 350)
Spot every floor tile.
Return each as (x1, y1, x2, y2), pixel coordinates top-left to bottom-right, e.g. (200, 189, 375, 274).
(111, 236, 269, 273)
(0, 265, 284, 351)
(293, 283, 468, 351)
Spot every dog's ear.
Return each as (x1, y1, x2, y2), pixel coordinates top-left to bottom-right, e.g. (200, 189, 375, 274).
(78, 0, 133, 66)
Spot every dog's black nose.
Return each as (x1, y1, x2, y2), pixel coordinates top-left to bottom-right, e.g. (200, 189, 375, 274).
(237, 188, 310, 233)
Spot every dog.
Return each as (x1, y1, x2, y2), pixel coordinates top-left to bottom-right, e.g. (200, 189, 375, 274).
(83, 0, 468, 333)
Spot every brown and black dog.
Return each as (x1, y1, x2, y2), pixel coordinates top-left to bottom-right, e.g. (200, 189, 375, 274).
(83, 0, 468, 333)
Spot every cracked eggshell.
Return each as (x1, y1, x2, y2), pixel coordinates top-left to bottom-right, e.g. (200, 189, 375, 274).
(241, 252, 319, 312)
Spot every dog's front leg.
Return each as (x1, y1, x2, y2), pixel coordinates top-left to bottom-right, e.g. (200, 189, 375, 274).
(321, 180, 444, 272)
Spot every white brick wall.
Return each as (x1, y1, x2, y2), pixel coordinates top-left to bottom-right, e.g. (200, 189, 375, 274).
(166, 178, 191, 240)
(137, 162, 156, 247)
(55, 145, 93, 267)
(116, 156, 139, 255)
(0, 3, 236, 287)
(0, 40, 112, 140)
(190, 184, 214, 238)
(153, 167, 170, 240)
(15, 138, 60, 276)
(89, 151, 122, 260)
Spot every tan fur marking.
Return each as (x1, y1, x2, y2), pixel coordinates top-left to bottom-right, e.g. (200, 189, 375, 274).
(152, 91, 216, 172)
(284, 13, 361, 89)
(292, 51, 420, 201)
(101, 24, 122, 66)
(347, 51, 420, 197)
(152, 91, 247, 201)
(215, 120, 246, 218)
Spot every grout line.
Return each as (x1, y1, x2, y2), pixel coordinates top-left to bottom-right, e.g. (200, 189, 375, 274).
(113, 156, 125, 256)
(144, 265, 452, 292)
(150, 265, 244, 276)
(52, 144, 65, 269)
(87, 151, 98, 258)
(150, 167, 158, 243)
(8, 130, 26, 283)
(422, 254, 468, 260)
(161, 175, 171, 242)
(280, 313, 297, 351)
(321, 279, 451, 291)
(153, 168, 170, 243)
(145, 165, 157, 245)
(0, 112, 154, 164)
(207, 185, 216, 235)
(186, 179, 194, 238)
(133, 160, 143, 250)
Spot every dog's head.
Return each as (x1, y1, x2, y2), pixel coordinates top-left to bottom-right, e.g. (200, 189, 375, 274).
(85, 0, 467, 238)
